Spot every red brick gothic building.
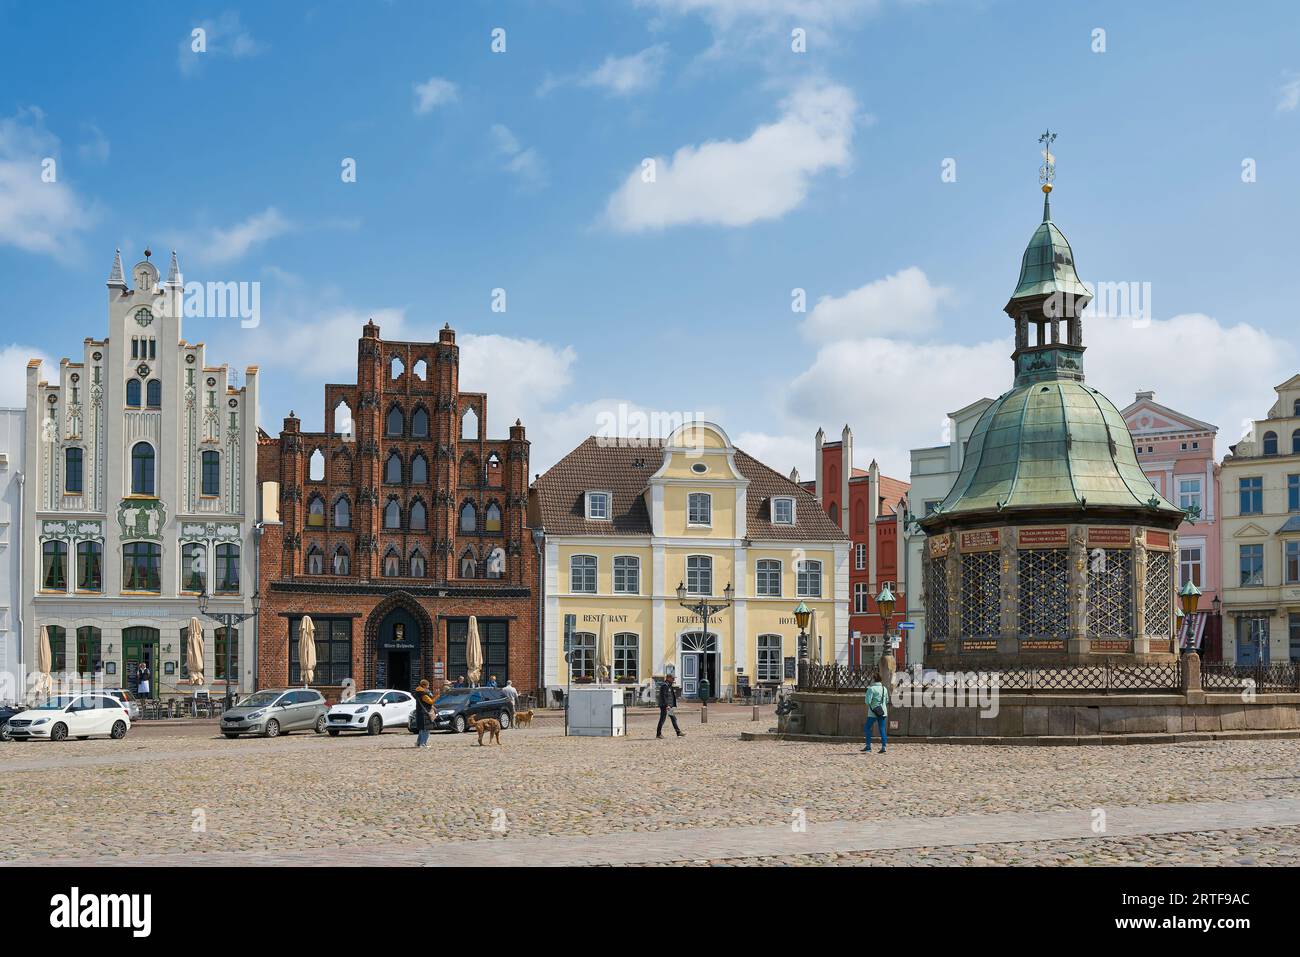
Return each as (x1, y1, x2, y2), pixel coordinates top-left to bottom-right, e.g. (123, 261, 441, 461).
(256, 321, 538, 695)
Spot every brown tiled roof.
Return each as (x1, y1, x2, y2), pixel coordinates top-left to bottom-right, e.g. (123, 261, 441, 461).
(533, 437, 847, 541)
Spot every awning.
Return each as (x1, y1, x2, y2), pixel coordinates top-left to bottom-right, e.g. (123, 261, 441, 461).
(1179, 611, 1208, 653)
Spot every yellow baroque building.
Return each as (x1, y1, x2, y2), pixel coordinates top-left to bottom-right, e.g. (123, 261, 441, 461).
(529, 422, 850, 699)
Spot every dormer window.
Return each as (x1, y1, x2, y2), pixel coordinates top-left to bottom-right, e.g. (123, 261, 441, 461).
(772, 496, 795, 525)
(687, 492, 712, 526)
(585, 491, 611, 521)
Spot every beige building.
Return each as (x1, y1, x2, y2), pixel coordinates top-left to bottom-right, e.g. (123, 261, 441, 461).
(1218, 375, 1300, 665)
(530, 422, 849, 700)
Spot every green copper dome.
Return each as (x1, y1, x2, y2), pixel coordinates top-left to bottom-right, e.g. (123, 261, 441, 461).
(931, 379, 1183, 518)
(1007, 193, 1091, 303)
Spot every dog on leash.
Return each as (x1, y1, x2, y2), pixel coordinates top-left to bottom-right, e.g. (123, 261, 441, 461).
(468, 714, 502, 746)
(513, 709, 534, 728)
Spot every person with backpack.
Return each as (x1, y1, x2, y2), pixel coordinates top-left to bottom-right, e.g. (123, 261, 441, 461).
(862, 671, 888, 754)
(413, 679, 436, 749)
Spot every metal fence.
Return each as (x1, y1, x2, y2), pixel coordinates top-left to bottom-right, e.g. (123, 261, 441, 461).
(799, 660, 1182, 694)
(1202, 662, 1300, 694)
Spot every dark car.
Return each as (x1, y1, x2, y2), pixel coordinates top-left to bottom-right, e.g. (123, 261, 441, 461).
(409, 687, 514, 734)
(0, 703, 23, 741)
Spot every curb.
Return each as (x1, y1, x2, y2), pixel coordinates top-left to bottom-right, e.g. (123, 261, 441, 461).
(739, 728, 1300, 747)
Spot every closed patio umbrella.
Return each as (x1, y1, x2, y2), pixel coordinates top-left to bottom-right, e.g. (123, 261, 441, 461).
(465, 615, 483, 686)
(595, 615, 610, 683)
(299, 616, 317, 686)
(187, 618, 205, 685)
(35, 625, 52, 699)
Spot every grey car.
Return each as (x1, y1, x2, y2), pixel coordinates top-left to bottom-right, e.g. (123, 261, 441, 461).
(220, 688, 328, 738)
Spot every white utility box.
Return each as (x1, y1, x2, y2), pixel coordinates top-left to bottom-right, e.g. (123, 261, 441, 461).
(566, 686, 626, 737)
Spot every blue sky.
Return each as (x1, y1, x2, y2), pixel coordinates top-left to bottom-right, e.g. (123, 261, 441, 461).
(2, 0, 1298, 479)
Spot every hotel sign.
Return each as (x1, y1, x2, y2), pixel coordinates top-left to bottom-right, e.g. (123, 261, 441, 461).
(1087, 527, 1132, 548)
(1018, 527, 1068, 548)
(960, 529, 1001, 552)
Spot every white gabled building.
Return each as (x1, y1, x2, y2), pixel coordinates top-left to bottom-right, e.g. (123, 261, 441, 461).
(21, 251, 260, 701)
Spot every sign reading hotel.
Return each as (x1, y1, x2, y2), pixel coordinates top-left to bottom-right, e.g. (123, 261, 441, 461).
(959, 529, 1001, 552)
(1087, 527, 1132, 548)
(1018, 527, 1068, 548)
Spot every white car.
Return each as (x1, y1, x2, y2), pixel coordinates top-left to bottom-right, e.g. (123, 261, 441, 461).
(325, 689, 415, 736)
(6, 694, 131, 741)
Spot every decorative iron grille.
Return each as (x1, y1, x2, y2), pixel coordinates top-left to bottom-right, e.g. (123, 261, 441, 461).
(1018, 548, 1068, 638)
(799, 659, 1183, 695)
(1202, 662, 1300, 693)
(960, 551, 1000, 638)
(1145, 549, 1172, 639)
(925, 557, 949, 642)
(1087, 548, 1132, 638)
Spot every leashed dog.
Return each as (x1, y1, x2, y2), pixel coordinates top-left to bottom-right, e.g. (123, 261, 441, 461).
(468, 714, 502, 746)
(513, 709, 534, 728)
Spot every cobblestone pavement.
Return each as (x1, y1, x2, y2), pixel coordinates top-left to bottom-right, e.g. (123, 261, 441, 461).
(4, 712, 1300, 865)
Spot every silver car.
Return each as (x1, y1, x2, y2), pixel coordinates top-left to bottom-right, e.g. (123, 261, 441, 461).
(220, 688, 328, 738)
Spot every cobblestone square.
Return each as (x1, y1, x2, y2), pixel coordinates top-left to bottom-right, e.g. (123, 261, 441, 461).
(4, 708, 1300, 866)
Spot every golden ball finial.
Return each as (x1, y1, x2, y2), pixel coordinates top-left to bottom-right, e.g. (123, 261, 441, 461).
(1041, 183, 1053, 194)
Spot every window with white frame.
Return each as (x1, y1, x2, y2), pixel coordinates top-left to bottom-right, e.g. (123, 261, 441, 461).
(686, 555, 712, 595)
(687, 492, 712, 526)
(771, 497, 795, 524)
(613, 555, 640, 594)
(755, 559, 782, 597)
(854, 581, 871, 614)
(756, 634, 782, 681)
(585, 491, 611, 521)
(855, 542, 866, 570)
(570, 555, 597, 593)
(1179, 545, 1203, 588)
(613, 633, 639, 683)
(797, 559, 823, 597)
(1177, 477, 1203, 513)
(1286, 541, 1300, 586)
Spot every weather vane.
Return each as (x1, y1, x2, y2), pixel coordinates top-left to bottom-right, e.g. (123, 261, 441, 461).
(1038, 129, 1057, 193)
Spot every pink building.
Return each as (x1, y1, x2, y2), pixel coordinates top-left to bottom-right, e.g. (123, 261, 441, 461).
(1121, 391, 1223, 657)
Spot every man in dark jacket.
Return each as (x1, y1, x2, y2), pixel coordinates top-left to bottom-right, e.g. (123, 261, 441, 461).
(656, 674, 684, 739)
(413, 679, 436, 748)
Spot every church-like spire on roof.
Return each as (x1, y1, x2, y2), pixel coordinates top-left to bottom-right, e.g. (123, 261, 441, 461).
(167, 249, 181, 284)
(107, 249, 126, 287)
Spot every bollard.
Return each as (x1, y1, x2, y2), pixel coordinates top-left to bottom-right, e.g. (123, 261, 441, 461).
(701, 703, 708, 724)
(752, 704, 759, 721)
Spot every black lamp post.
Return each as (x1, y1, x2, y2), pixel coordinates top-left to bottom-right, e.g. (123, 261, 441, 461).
(677, 579, 733, 703)
(1179, 580, 1202, 655)
(876, 583, 896, 666)
(198, 588, 261, 709)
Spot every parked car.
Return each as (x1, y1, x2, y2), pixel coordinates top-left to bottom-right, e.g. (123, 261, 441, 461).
(326, 689, 415, 736)
(408, 687, 514, 734)
(5, 694, 131, 741)
(220, 688, 328, 738)
(102, 688, 142, 721)
(0, 703, 25, 741)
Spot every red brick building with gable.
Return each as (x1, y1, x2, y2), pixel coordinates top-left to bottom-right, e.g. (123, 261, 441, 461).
(256, 321, 539, 697)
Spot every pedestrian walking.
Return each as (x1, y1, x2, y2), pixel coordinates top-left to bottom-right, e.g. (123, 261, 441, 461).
(413, 679, 436, 749)
(656, 674, 684, 739)
(862, 671, 888, 754)
(502, 679, 519, 708)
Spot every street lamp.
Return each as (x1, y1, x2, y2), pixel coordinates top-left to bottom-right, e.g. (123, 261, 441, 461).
(1179, 580, 1202, 655)
(198, 588, 261, 709)
(793, 600, 811, 660)
(677, 580, 733, 704)
(876, 583, 896, 665)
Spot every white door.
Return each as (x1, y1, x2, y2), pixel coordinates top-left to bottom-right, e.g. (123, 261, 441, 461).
(66, 698, 97, 735)
(383, 693, 411, 726)
(681, 655, 698, 698)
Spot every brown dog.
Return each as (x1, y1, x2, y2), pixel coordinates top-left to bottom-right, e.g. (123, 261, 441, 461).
(513, 709, 534, 728)
(468, 715, 502, 746)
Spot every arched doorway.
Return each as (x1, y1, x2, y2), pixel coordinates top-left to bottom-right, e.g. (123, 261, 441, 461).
(122, 626, 159, 698)
(678, 631, 718, 700)
(363, 592, 433, 691)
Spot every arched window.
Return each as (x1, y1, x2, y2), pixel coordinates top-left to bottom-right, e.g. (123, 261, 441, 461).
(307, 494, 325, 527)
(384, 549, 401, 577)
(390, 355, 404, 379)
(797, 559, 823, 597)
(613, 555, 639, 593)
(486, 547, 505, 579)
(613, 632, 639, 683)
(201, 449, 220, 496)
(413, 359, 428, 380)
(385, 452, 403, 484)
(756, 559, 782, 597)
(215, 543, 240, 593)
(461, 407, 478, 439)
(384, 500, 401, 529)
(65, 447, 84, 494)
(182, 542, 206, 593)
(333, 496, 351, 528)
(309, 448, 325, 481)
(306, 546, 324, 575)
(126, 379, 142, 408)
(459, 550, 477, 578)
(411, 407, 429, 438)
(485, 502, 502, 532)
(123, 542, 161, 591)
(410, 500, 427, 530)
(829, 502, 839, 525)
(1264, 431, 1279, 456)
(332, 546, 350, 575)
(410, 551, 426, 578)
(146, 379, 162, 408)
(386, 405, 404, 437)
(411, 453, 428, 484)
(131, 442, 155, 495)
(333, 399, 354, 440)
(459, 502, 477, 532)
(77, 540, 103, 591)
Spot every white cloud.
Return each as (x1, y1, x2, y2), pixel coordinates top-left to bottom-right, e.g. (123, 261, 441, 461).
(0, 343, 49, 407)
(413, 77, 459, 113)
(0, 107, 99, 257)
(1279, 72, 1300, 113)
(490, 124, 547, 189)
(803, 267, 951, 341)
(583, 45, 669, 95)
(603, 80, 857, 231)
(732, 429, 812, 479)
(178, 11, 265, 77)
(636, 0, 880, 52)
(189, 207, 293, 265)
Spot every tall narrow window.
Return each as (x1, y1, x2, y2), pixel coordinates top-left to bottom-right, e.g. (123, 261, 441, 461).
(459, 502, 477, 532)
(214, 627, 239, 681)
(216, 544, 240, 594)
(126, 379, 142, 408)
(411, 453, 428, 484)
(332, 547, 350, 575)
(613, 556, 640, 594)
(411, 407, 429, 437)
(307, 495, 325, 527)
(306, 546, 324, 575)
(201, 450, 220, 496)
(123, 542, 162, 592)
(613, 633, 639, 683)
(756, 635, 782, 681)
(1239, 477, 1263, 515)
(1240, 544, 1265, 587)
(76, 626, 102, 676)
(65, 447, 84, 494)
(146, 379, 162, 408)
(756, 559, 782, 597)
(131, 442, 155, 495)
(384, 550, 401, 577)
(410, 500, 427, 530)
(686, 555, 712, 595)
(333, 496, 351, 528)
(410, 552, 426, 577)
(797, 559, 823, 597)
(386, 406, 404, 437)
(485, 502, 502, 532)
(687, 492, 712, 526)
(1264, 431, 1279, 456)
(385, 452, 403, 484)
(384, 500, 401, 528)
(77, 541, 103, 592)
(42, 540, 67, 591)
(181, 542, 206, 593)
(571, 555, 597, 593)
